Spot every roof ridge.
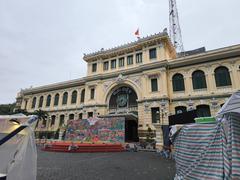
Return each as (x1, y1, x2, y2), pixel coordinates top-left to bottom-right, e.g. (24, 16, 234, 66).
(83, 31, 168, 58)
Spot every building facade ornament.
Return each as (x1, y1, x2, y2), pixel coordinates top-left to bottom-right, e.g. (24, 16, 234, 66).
(144, 101, 150, 112)
(103, 81, 113, 91)
(129, 76, 142, 88)
(115, 74, 126, 84)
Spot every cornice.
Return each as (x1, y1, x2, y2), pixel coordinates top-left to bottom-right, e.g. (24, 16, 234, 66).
(171, 93, 232, 102)
(83, 32, 174, 61)
(168, 44, 240, 69)
(22, 78, 87, 95)
(137, 97, 169, 103)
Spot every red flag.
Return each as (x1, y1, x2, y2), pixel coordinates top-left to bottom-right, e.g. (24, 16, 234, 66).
(134, 28, 139, 36)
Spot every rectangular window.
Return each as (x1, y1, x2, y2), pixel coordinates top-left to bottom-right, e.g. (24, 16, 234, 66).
(103, 61, 109, 71)
(90, 88, 95, 99)
(151, 78, 158, 92)
(111, 59, 116, 69)
(88, 112, 93, 118)
(59, 115, 64, 127)
(127, 55, 133, 65)
(119, 57, 124, 67)
(92, 63, 97, 72)
(151, 107, 160, 124)
(79, 113, 83, 119)
(149, 48, 157, 59)
(136, 52, 142, 63)
(51, 116, 55, 126)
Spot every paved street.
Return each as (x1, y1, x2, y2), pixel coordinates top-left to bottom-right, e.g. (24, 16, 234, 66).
(37, 150, 175, 180)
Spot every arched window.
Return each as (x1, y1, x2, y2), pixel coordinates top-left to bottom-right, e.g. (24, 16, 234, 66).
(69, 114, 74, 120)
(192, 70, 207, 89)
(71, 90, 77, 104)
(62, 92, 68, 105)
(175, 106, 187, 114)
(32, 97, 36, 109)
(51, 115, 56, 126)
(109, 86, 138, 110)
(214, 66, 232, 87)
(54, 94, 59, 106)
(80, 89, 85, 103)
(39, 96, 44, 108)
(59, 115, 65, 127)
(46, 95, 51, 107)
(172, 73, 185, 91)
(196, 105, 211, 117)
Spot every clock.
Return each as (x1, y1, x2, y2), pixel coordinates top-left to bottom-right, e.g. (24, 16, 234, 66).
(117, 94, 128, 107)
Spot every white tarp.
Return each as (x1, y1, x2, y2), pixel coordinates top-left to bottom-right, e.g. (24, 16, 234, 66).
(0, 115, 37, 180)
(174, 91, 240, 179)
(217, 91, 240, 116)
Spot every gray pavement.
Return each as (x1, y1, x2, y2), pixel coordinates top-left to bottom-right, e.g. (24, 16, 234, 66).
(37, 149, 175, 180)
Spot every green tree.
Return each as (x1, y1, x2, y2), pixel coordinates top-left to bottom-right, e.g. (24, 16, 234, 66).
(0, 103, 16, 115)
(32, 109, 49, 130)
(146, 127, 155, 143)
(14, 108, 29, 115)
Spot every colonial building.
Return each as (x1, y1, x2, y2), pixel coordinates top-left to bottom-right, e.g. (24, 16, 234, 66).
(16, 31, 240, 143)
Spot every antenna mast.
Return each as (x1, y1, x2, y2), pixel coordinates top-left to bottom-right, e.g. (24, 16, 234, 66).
(169, 0, 184, 53)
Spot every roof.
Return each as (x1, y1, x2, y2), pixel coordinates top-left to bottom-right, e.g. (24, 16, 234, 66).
(83, 31, 173, 61)
(178, 47, 206, 57)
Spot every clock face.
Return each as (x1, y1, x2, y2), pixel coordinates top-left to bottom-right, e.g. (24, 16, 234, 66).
(117, 94, 128, 107)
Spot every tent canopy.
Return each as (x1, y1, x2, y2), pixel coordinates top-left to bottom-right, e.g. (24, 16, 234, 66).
(217, 91, 240, 116)
(174, 91, 240, 179)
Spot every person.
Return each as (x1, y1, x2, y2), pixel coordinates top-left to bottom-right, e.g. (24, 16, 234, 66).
(68, 141, 79, 151)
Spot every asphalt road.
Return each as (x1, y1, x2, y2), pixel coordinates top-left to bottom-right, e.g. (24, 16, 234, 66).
(37, 150, 175, 180)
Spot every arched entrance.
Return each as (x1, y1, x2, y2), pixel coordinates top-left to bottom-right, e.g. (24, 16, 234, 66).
(108, 86, 139, 142)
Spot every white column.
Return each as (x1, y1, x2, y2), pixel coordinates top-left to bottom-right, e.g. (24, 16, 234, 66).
(154, 124, 163, 150)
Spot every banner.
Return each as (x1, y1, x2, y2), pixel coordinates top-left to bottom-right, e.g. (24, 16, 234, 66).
(65, 117, 125, 143)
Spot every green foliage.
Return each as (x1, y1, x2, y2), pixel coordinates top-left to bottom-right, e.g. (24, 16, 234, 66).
(32, 109, 49, 130)
(146, 127, 155, 143)
(14, 108, 29, 115)
(0, 103, 16, 115)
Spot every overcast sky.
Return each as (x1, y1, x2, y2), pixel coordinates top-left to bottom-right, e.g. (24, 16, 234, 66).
(0, 0, 240, 104)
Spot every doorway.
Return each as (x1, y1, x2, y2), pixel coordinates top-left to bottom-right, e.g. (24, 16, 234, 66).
(125, 120, 138, 142)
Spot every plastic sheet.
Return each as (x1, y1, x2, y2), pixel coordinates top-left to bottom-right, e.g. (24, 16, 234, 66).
(174, 91, 240, 179)
(0, 115, 37, 180)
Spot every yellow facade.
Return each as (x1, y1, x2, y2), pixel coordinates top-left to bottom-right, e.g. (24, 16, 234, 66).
(16, 31, 240, 143)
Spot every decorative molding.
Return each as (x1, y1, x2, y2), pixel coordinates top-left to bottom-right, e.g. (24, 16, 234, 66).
(148, 73, 160, 79)
(129, 76, 142, 88)
(159, 42, 164, 48)
(103, 81, 112, 91)
(171, 92, 233, 102)
(144, 101, 150, 112)
(115, 74, 126, 84)
(211, 97, 219, 109)
(199, 99, 207, 104)
(152, 101, 160, 107)
(159, 67, 166, 72)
